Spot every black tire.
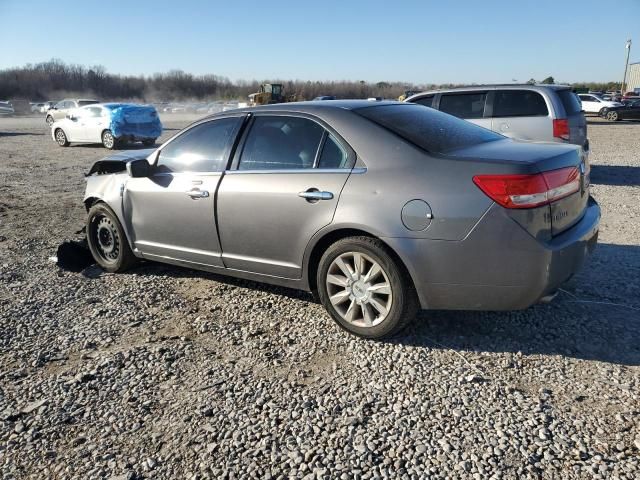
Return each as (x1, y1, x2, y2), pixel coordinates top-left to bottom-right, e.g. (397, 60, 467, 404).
(46, 115, 54, 126)
(142, 138, 156, 147)
(102, 130, 117, 149)
(86, 203, 137, 273)
(54, 128, 69, 147)
(605, 110, 620, 121)
(317, 236, 418, 339)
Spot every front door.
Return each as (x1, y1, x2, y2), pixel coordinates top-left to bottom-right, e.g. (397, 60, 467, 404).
(217, 114, 354, 279)
(123, 116, 244, 267)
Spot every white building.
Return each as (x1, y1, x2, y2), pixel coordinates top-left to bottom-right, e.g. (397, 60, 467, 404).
(627, 62, 640, 93)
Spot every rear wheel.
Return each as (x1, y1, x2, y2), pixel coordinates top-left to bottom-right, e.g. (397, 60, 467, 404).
(86, 203, 137, 272)
(317, 236, 418, 339)
(102, 130, 116, 149)
(605, 110, 620, 121)
(54, 128, 69, 147)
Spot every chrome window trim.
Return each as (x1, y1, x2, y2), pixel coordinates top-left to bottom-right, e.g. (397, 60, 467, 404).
(224, 167, 366, 175)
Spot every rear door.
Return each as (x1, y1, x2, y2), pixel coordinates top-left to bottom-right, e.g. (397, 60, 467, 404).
(216, 114, 354, 279)
(123, 116, 244, 267)
(437, 91, 491, 129)
(81, 106, 109, 142)
(491, 89, 550, 141)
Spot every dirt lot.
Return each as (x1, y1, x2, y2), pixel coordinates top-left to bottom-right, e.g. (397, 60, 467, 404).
(0, 115, 639, 479)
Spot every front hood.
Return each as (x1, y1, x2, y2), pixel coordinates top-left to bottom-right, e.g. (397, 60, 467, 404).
(86, 148, 156, 176)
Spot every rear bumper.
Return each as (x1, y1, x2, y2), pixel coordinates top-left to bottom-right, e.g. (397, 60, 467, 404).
(384, 197, 600, 310)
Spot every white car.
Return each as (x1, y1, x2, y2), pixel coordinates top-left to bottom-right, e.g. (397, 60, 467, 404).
(50, 103, 162, 149)
(578, 94, 622, 114)
(0, 101, 15, 115)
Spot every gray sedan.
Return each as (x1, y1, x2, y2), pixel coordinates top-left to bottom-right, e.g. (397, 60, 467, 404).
(83, 101, 600, 339)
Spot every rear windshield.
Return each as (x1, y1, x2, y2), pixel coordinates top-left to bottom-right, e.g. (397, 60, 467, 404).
(557, 90, 582, 115)
(355, 104, 502, 154)
(78, 100, 99, 106)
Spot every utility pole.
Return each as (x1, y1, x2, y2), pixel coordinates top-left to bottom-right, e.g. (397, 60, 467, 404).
(621, 39, 632, 94)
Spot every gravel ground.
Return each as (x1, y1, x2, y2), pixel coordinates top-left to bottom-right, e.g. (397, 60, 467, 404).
(0, 115, 639, 479)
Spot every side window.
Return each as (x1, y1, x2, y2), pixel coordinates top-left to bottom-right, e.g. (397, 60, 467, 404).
(318, 134, 349, 169)
(86, 107, 103, 117)
(413, 95, 434, 108)
(157, 117, 240, 173)
(238, 116, 324, 170)
(493, 90, 549, 117)
(439, 93, 487, 119)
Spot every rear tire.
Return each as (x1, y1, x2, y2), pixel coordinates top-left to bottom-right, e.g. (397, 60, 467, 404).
(86, 203, 137, 273)
(102, 130, 117, 149)
(54, 128, 69, 147)
(317, 236, 418, 339)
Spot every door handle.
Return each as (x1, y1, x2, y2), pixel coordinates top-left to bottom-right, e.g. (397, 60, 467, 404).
(298, 189, 334, 201)
(186, 189, 209, 198)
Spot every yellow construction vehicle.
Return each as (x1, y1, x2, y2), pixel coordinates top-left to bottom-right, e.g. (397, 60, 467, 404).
(248, 83, 290, 106)
(397, 90, 421, 102)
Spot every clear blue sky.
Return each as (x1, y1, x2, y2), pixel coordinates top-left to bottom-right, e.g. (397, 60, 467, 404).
(1, 0, 637, 84)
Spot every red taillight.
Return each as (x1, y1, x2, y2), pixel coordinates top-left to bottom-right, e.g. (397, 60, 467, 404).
(553, 118, 570, 141)
(473, 167, 580, 209)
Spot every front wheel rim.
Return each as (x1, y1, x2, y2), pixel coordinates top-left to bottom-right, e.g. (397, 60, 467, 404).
(326, 251, 392, 328)
(607, 112, 617, 121)
(55, 130, 66, 145)
(90, 214, 120, 264)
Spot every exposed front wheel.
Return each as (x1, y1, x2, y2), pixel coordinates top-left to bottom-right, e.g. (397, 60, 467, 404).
(86, 203, 137, 272)
(317, 236, 418, 339)
(54, 128, 69, 147)
(102, 130, 116, 149)
(605, 110, 620, 121)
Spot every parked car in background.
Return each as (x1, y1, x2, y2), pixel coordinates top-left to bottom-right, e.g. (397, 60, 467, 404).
(82, 101, 599, 339)
(406, 85, 589, 153)
(0, 101, 15, 115)
(46, 99, 99, 126)
(51, 103, 162, 149)
(577, 93, 622, 115)
(599, 100, 640, 121)
(31, 102, 46, 113)
(313, 95, 337, 101)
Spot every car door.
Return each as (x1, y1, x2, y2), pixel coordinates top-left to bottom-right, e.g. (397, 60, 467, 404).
(63, 108, 87, 141)
(82, 106, 109, 142)
(579, 95, 600, 113)
(216, 114, 354, 279)
(490, 89, 550, 141)
(437, 91, 491, 129)
(123, 116, 244, 267)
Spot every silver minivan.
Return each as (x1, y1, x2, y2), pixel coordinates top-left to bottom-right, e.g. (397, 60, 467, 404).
(406, 85, 588, 153)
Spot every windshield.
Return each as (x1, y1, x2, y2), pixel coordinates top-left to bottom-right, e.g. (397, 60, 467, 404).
(355, 103, 503, 154)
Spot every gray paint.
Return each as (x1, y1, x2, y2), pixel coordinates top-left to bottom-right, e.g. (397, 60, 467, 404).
(84, 100, 600, 311)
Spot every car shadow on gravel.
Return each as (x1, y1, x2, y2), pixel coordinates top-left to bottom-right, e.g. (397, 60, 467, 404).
(0, 132, 45, 137)
(590, 165, 640, 186)
(393, 243, 640, 366)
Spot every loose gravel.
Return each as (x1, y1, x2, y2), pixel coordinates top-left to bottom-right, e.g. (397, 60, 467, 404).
(0, 115, 639, 479)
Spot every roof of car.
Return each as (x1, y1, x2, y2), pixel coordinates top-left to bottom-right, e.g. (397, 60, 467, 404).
(406, 84, 574, 100)
(204, 100, 402, 119)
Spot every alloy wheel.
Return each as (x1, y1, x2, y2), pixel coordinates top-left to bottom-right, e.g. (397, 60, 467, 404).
(103, 131, 114, 149)
(325, 251, 393, 328)
(55, 130, 66, 145)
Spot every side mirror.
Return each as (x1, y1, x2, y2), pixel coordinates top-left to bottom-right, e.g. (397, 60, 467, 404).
(66, 113, 75, 120)
(127, 159, 151, 178)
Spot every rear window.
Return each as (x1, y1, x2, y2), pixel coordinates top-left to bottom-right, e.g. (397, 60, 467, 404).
(493, 90, 548, 117)
(439, 92, 487, 119)
(78, 100, 98, 106)
(356, 104, 502, 154)
(557, 90, 583, 115)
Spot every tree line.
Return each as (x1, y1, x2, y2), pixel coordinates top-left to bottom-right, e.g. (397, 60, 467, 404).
(0, 59, 621, 103)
